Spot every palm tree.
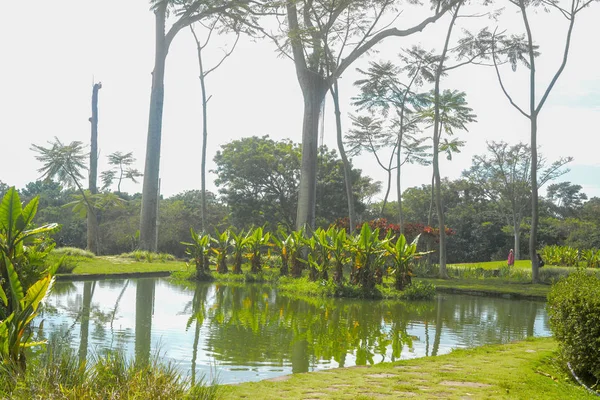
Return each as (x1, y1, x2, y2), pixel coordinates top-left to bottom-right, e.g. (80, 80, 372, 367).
(101, 151, 142, 193)
(31, 137, 100, 252)
(417, 88, 476, 276)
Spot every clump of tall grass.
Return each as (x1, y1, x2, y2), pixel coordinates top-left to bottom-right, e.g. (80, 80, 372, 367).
(0, 340, 221, 399)
(52, 247, 96, 258)
(119, 250, 176, 263)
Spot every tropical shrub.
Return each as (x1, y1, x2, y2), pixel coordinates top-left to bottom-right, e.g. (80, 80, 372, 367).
(0, 187, 59, 372)
(51, 247, 95, 258)
(398, 280, 436, 300)
(211, 228, 231, 274)
(348, 223, 387, 291)
(244, 227, 271, 274)
(229, 229, 247, 274)
(182, 229, 211, 279)
(548, 271, 600, 382)
(385, 234, 430, 290)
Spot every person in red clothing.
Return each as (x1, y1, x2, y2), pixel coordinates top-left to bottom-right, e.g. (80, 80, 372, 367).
(507, 249, 515, 267)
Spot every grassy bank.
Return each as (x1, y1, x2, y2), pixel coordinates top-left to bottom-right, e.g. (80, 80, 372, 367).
(57, 255, 553, 300)
(421, 278, 550, 300)
(224, 337, 593, 399)
(53, 254, 188, 278)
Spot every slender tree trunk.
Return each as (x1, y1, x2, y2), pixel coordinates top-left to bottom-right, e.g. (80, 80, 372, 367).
(530, 115, 539, 281)
(380, 168, 392, 217)
(331, 80, 355, 231)
(427, 173, 435, 266)
(87, 83, 101, 254)
(513, 219, 521, 260)
(191, 26, 209, 233)
(140, 5, 168, 251)
(433, 6, 460, 279)
(397, 141, 403, 232)
(296, 72, 328, 231)
(520, 0, 539, 282)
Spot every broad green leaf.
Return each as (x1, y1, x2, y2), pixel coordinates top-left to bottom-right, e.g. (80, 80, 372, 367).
(0, 285, 7, 307)
(22, 340, 47, 349)
(0, 187, 22, 244)
(19, 223, 60, 243)
(4, 254, 24, 305)
(17, 196, 39, 233)
(22, 275, 53, 312)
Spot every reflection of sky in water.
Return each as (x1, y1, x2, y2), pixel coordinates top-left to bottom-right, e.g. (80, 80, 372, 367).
(39, 279, 551, 385)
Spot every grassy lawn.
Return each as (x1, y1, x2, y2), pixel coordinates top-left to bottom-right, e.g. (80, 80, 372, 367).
(224, 337, 593, 399)
(55, 255, 189, 277)
(448, 260, 533, 270)
(420, 277, 551, 299)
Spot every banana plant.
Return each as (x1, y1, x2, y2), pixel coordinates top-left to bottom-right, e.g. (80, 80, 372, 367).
(211, 228, 231, 274)
(301, 235, 320, 281)
(287, 229, 306, 278)
(272, 228, 291, 276)
(229, 229, 247, 274)
(182, 228, 211, 278)
(0, 187, 59, 316)
(326, 226, 348, 284)
(245, 227, 271, 273)
(348, 223, 387, 291)
(385, 234, 430, 290)
(312, 228, 331, 281)
(0, 255, 57, 372)
(582, 249, 600, 269)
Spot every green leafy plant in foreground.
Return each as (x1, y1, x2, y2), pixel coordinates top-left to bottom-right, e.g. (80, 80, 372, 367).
(0, 187, 59, 371)
(548, 271, 600, 384)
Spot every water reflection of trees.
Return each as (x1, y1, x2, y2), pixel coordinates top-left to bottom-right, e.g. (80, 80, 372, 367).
(45, 280, 548, 377)
(187, 285, 546, 372)
(194, 284, 432, 371)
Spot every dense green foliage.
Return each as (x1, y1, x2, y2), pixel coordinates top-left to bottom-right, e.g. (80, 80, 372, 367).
(0, 188, 59, 372)
(213, 136, 379, 230)
(548, 271, 600, 383)
(181, 224, 436, 298)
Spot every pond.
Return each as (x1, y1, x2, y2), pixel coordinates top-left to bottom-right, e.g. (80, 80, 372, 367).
(39, 278, 550, 385)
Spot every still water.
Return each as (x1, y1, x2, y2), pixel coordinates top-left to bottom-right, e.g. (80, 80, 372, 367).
(39, 278, 550, 384)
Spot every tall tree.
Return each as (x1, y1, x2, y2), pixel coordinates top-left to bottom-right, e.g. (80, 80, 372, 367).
(88, 82, 102, 254)
(491, 0, 598, 282)
(101, 151, 142, 193)
(352, 54, 432, 229)
(330, 81, 356, 231)
(262, 0, 459, 230)
(416, 2, 491, 275)
(31, 138, 98, 251)
(546, 181, 587, 218)
(463, 141, 572, 260)
(213, 136, 379, 229)
(140, 0, 257, 250)
(190, 20, 239, 233)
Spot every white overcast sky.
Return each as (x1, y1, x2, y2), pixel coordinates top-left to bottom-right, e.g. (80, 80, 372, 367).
(1, 0, 599, 200)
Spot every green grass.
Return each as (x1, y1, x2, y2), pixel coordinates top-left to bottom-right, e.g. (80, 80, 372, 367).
(55, 255, 189, 277)
(419, 277, 550, 299)
(448, 260, 533, 270)
(2, 343, 221, 400)
(224, 337, 595, 399)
